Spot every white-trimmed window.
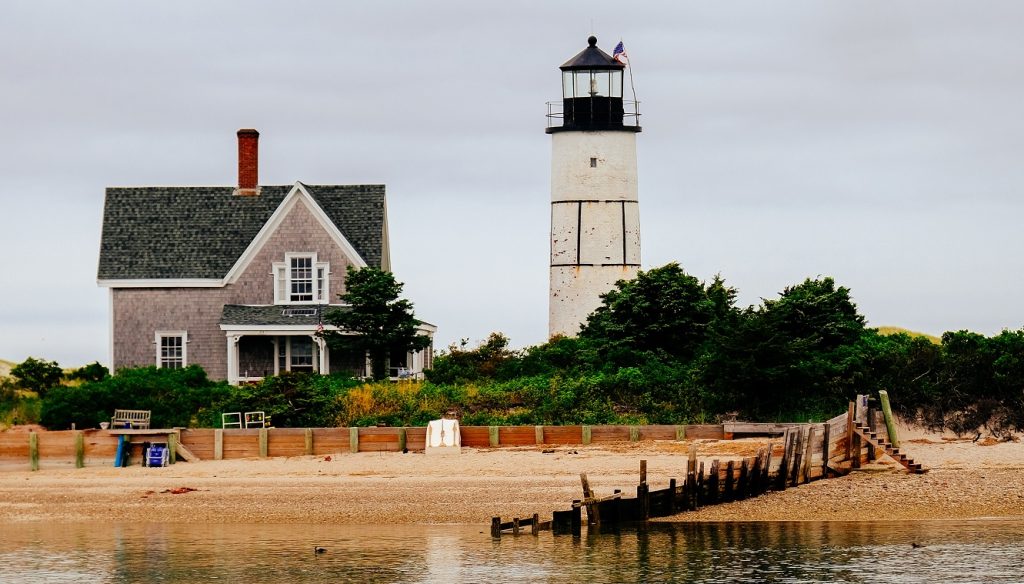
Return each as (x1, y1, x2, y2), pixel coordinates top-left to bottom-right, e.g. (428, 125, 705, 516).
(156, 331, 187, 369)
(273, 253, 329, 304)
(275, 336, 317, 374)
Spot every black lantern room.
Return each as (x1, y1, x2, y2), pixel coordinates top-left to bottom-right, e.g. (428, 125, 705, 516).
(546, 36, 641, 134)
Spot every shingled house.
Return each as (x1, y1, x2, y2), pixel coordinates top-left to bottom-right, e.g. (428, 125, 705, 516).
(97, 129, 435, 383)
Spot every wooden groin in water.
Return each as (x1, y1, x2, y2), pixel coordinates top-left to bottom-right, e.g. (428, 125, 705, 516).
(490, 395, 926, 537)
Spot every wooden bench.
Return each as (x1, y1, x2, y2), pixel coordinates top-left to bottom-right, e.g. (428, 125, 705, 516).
(111, 409, 151, 429)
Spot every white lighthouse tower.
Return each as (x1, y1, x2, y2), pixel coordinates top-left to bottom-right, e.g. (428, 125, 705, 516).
(547, 36, 642, 337)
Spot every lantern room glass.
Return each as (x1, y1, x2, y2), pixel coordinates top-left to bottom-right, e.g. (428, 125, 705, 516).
(562, 70, 623, 99)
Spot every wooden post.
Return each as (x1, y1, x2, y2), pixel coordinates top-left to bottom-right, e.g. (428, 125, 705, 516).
(789, 427, 804, 486)
(845, 401, 855, 462)
(167, 431, 178, 464)
(640, 459, 647, 485)
(707, 459, 720, 504)
(724, 460, 735, 501)
(852, 430, 862, 469)
(350, 427, 359, 454)
(675, 425, 686, 441)
(29, 432, 39, 471)
(668, 478, 677, 514)
(398, 428, 407, 452)
(512, 517, 520, 535)
(491, 517, 501, 538)
(532, 513, 540, 536)
(582, 425, 592, 445)
(571, 500, 582, 536)
(637, 482, 649, 521)
(820, 423, 830, 479)
(74, 431, 85, 469)
(629, 426, 640, 442)
(611, 489, 622, 524)
(535, 425, 544, 445)
(738, 459, 749, 499)
(696, 461, 704, 509)
(749, 452, 762, 497)
(214, 429, 224, 460)
(879, 390, 900, 449)
(581, 473, 599, 525)
(304, 428, 314, 455)
(488, 426, 499, 447)
(802, 426, 816, 483)
(257, 428, 268, 458)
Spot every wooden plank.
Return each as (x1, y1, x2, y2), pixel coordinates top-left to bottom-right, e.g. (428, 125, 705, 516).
(305, 428, 314, 455)
(820, 423, 830, 479)
(724, 460, 735, 501)
(636, 425, 676, 441)
(258, 428, 268, 458)
(534, 425, 544, 444)
(542, 426, 582, 444)
(581, 473, 600, 525)
(675, 425, 686, 441)
(405, 427, 427, 451)
(176, 441, 200, 462)
(498, 426, 536, 446)
(267, 429, 308, 457)
(589, 425, 631, 442)
(629, 426, 640, 442)
(582, 425, 592, 445)
(723, 423, 793, 435)
(349, 427, 359, 454)
(488, 426, 500, 447)
(682, 425, 726, 440)
(640, 459, 647, 484)
(455, 426, 489, 448)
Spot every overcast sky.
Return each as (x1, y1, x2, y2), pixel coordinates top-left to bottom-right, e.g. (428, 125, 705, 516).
(2, 1, 1024, 366)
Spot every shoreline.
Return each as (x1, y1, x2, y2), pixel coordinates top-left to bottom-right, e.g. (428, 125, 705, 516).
(1, 433, 1021, 525)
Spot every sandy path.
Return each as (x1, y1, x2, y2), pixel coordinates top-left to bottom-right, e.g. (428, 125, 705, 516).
(1, 434, 1021, 525)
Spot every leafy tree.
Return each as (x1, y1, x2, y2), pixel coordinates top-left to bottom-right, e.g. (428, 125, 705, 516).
(699, 277, 867, 419)
(427, 332, 519, 384)
(11, 357, 63, 396)
(321, 266, 431, 381)
(580, 263, 738, 363)
(67, 361, 110, 383)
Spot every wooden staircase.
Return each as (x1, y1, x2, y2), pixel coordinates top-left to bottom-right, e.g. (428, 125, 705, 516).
(853, 425, 927, 474)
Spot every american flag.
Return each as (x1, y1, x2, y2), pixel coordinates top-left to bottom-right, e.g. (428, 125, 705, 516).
(613, 41, 627, 64)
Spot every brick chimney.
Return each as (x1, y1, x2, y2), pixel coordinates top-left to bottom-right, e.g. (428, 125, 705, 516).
(236, 129, 260, 195)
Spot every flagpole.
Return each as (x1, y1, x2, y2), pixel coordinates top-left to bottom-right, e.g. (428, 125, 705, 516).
(619, 39, 638, 115)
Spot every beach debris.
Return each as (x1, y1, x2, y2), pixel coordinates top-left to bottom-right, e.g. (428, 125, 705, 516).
(314, 546, 327, 554)
(161, 487, 198, 495)
(323, 455, 332, 462)
(911, 542, 925, 548)
(542, 449, 555, 454)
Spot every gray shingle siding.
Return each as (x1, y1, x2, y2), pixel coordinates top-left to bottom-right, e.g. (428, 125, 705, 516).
(98, 183, 385, 279)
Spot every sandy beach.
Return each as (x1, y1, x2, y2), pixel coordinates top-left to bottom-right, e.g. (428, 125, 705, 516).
(0, 429, 1021, 525)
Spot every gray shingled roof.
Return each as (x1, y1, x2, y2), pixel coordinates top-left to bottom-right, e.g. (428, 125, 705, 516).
(98, 183, 385, 279)
(220, 304, 351, 327)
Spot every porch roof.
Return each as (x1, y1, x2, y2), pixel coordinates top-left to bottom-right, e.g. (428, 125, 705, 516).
(220, 304, 350, 327)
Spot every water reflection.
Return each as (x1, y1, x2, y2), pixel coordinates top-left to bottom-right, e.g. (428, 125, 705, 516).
(1, 520, 1021, 583)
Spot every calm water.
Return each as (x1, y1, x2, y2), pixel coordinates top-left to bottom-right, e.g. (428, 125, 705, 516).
(1, 520, 1022, 583)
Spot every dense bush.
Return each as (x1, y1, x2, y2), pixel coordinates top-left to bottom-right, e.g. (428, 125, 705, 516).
(40, 366, 232, 429)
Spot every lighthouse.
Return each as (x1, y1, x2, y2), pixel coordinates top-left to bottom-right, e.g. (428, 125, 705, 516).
(547, 36, 642, 337)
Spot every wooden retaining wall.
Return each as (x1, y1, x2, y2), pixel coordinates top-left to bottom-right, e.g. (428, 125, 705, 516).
(0, 407, 887, 471)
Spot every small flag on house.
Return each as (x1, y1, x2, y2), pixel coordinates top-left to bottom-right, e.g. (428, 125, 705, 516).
(613, 40, 627, 64)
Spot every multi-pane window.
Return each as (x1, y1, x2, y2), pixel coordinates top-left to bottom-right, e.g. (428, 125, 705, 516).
(273, 253, 329, 304)
(156, 332, 186, 369)
(290, 257, 313, 302)
(275, 336, 316, 374)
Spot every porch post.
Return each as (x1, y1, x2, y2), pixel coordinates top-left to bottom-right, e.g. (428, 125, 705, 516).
(314, 335, 327, 375)
(226, 334, 240, 385)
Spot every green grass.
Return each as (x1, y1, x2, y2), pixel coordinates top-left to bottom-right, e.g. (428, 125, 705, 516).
(876, 326, 941, 344)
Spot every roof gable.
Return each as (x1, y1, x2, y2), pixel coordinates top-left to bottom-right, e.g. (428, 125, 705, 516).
(97, 183, 386, 282)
